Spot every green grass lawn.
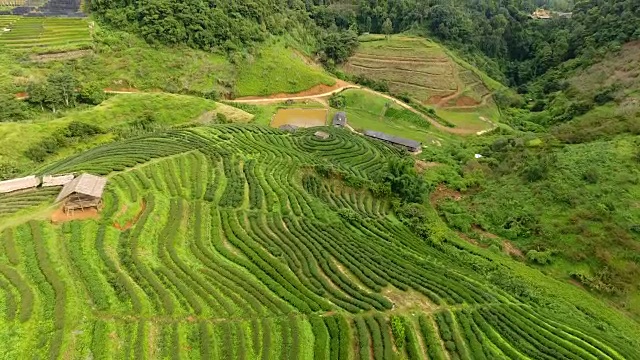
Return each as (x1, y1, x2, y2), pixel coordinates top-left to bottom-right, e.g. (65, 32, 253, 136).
(235, 41, 335, 97)
(340, 89, 452, 145)
(437, 106, 499, 132)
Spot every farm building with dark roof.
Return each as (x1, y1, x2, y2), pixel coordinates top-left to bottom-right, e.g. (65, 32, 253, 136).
(363, 130, 421, 152)
(332, 112, 347, 127)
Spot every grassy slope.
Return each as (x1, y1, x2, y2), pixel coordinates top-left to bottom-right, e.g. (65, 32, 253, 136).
(432, 130, 640, 318)
(235, 41, 336, 97)
(0, 93, 219, 166)
(0, 22, 336, 98)
(339, 88, 453, 144)
(1, 126, 639, 358)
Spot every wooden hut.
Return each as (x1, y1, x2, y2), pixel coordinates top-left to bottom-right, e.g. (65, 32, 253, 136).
(55, 174, 107, 213)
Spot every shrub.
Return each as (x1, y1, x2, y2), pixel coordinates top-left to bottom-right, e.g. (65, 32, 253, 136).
(329, 94, 346, 109)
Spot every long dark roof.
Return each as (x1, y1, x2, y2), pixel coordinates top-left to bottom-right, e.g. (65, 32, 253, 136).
(332, 112, 347, 126)
(363, 130, 421, 149)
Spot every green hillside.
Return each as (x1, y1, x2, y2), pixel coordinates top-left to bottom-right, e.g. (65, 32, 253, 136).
(341, 35, 501, 134)
(0, 125, 639, 358)
(0, 0, 639, 356)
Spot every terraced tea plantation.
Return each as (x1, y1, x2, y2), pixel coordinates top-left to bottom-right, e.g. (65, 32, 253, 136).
(0, 125, 638, 358)
(0, 16, 91, 52)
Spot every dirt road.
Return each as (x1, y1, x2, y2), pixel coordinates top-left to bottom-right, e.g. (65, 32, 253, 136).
(97, 81, 495, 135)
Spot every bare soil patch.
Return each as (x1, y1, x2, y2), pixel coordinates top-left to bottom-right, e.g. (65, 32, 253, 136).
(113, 200, 146, 231)
(30, 50, 92, 62)
(429, 185, 462, 206)
(383, 287, 436, 313)
(502, 240, 524, 258)
(415, 160, 440, 174)
(51, 207, 99, 223)
(454, 96, 480, 107)
(235, 79, 351, 100)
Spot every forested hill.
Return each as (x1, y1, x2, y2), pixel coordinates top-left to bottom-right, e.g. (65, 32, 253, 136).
(89, 0, 318, 50)
(92, 0, 639, 88)
(317, 0, 640, 86)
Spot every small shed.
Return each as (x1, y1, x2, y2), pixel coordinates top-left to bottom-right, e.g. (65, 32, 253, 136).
(0, 175, 41, 194)
(55, 174, 107, 213)
(314, 131, 330, 140)
(363, 130, 421, 152)
(42, 174, 75, 187)
(279, 124, 298, 133)
(332, 112, 347, 127)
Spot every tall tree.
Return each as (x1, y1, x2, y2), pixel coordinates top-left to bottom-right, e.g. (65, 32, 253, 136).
(382, 18, 393, 39)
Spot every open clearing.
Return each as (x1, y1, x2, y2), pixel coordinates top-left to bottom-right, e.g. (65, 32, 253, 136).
(271, 108, 327, 128)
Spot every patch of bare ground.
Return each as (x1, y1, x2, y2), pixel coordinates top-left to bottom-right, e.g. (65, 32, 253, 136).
(415, 160, 440, 174)
(452, 95, 480, 107)
(382, 286, 437, 313)
(502, 239, 524, 258)
(113, 200, 147, 231)
(470, 225, 524, 258)
(51, 207, 99, 223)
(30, 50, 93, 62)
(429, 185, 462, 206)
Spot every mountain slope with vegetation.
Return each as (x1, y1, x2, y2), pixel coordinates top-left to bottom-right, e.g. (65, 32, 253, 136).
(1, 0, 640, 356)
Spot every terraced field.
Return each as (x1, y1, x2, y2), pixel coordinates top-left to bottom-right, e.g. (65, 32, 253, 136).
(342, 35, 503, 133)
(0, 16, 91, 53)
(344, 35, 491, 107)
(0, 125, 638, 358)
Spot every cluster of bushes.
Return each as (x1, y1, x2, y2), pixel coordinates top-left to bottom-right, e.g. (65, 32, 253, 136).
(24, 121, 104, 163)
(218, 158, 246, 208)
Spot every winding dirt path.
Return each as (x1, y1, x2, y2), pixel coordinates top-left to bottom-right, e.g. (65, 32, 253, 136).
(17, 78, 490, 135)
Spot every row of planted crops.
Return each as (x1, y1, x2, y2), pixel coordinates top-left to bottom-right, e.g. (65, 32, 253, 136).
(0, 16, 90, 52)
(0, 124, 637, 358)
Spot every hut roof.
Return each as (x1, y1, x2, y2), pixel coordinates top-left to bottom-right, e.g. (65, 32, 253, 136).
(363, 130, 421, 150)
(42, 174, 75, 187)
(314, 131, 330, 139)
(332, 112, 347, 126)
(55, 174, 107, 203)
(0, 175, 41, 194)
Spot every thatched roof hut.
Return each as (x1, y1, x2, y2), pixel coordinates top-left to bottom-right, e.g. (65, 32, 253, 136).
(55, 174, 107, 213)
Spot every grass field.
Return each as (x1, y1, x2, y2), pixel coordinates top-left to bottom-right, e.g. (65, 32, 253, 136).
(0, 93, 235, 167)
(339, 89, 453, 145)
(235, 41, 336, 97)
(0, 16, 91, 53)
(0, 124, 638, 358)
